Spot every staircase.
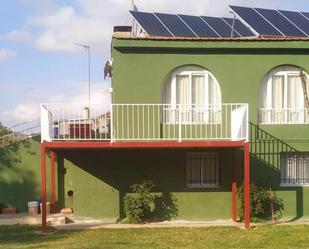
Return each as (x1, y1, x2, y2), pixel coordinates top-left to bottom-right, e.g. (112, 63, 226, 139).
(249, 122, 297, 169)
(0, 118, 40, 148)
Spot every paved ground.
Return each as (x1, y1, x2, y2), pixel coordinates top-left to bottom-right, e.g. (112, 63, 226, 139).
(0, 213, 65, 225)
(1, 213, 309, 231)
(53, 219, 243, 230)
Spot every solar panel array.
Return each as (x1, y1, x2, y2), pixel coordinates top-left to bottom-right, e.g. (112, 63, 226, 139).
(130, 6, 309, 38)
(130, 11, 254, 38)
(229, 6, 309, 37)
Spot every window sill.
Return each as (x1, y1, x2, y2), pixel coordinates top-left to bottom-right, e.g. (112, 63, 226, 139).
(163, 122, 222, 125)
(280, 184, 309, 187)
(187, 184, 220, 189)
(260, 123, 309, 125)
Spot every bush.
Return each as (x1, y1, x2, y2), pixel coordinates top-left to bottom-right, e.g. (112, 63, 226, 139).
(153, 192, 178, 221)
(237, 183, 284, 222)
(124, 180, 155, 223)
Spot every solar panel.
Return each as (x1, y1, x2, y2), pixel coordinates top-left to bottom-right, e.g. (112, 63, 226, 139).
(179, 14, 219, 37)
(155, 13, 197, 37)
(131, 8, 309, 39)
(229, 6, 283, 36)
(222, 18, 255, 37)
(201, 16, 240, 37)
(301, 12, 309, 20)
(130, 11, 172, 37)
(279, 10, 309, 36)
(255, 8, 306, 37)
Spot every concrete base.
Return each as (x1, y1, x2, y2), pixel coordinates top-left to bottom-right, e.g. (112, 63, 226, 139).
(0, 213, 66, 225)
(53, 218, 240, 230)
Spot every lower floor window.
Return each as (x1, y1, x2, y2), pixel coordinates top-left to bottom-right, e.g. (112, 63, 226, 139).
(280, 152, 309, 186)
(187, 152, 219, 187)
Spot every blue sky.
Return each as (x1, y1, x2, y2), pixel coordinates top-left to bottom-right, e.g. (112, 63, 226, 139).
(1, 0, 309, 126)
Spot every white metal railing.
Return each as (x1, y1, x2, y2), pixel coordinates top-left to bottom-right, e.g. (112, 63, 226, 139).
(40, 103, 248, 142)
(0, 118, 40, 147)
(259, 108, 309, 124)
(40, 103, 111, 142)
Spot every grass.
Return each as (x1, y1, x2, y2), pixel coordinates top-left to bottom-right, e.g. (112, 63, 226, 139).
(0, 224, 309, 249)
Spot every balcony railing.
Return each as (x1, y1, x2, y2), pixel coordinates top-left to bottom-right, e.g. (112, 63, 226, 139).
(41, 103, 248, 142)
(259, 108, 309, 124)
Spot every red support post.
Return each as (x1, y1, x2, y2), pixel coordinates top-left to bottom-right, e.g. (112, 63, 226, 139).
(244, 142, 250, 229)
(232, 149, 237, 222)
(41, 145, 47, 233)
(50, 150, 56, 213)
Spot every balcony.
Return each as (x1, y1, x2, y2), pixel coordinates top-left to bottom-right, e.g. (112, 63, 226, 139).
(41, 103, 248, 142)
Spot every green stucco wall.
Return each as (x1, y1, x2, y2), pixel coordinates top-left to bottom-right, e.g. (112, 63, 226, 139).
(58, 149, 237, 220)
(0, 137, 53, 212)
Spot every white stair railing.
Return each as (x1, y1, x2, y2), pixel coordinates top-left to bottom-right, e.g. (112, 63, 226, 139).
(0, 118, 40, 148)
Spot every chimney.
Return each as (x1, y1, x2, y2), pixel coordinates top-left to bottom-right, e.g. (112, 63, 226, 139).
(113, 26, 132, 38)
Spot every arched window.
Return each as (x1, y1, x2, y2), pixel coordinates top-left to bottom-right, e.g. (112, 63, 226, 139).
(162, 66, 221, 123)
(259, 66, 309, 124)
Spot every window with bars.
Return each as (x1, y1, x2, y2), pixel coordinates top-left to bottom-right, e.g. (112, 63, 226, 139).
(280, 152, 309, 186)
(186, 152, 219, 187)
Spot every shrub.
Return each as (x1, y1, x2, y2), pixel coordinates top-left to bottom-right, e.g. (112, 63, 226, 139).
(237, 183, 284, 222)
(153, 192, 178, 221)
(124, 180, 155, 223)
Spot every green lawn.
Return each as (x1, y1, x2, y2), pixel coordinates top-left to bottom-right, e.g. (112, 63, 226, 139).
(0, 225, 309, 249)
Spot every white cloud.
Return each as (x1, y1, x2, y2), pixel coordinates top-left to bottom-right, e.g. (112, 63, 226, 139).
(133, 0, 280, 16)
(0, 48, 17, 62)
(1, 81, 111, 126)
(2, 103, 39, 122)
(2, 30, 33, 43)
(6, 0, 284, 53)
(24, 2, 129, 53)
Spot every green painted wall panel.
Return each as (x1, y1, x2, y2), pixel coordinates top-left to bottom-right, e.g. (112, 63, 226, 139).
(57, 149, 234, 219)
(175, 192, 232, 219)
(0, 137, 53, 212)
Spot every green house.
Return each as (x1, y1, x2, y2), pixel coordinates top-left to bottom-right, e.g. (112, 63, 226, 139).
(5, 7, 308, 231)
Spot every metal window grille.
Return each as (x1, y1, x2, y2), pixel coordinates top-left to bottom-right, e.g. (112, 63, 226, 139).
(280, 152, 309, 186)
(187, 152, 219, 187)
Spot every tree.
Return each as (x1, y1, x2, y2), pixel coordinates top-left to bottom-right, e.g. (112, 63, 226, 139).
(0, 122, 10, 137)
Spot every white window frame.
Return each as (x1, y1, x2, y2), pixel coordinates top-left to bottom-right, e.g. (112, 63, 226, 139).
(280, 152, 309, 187)
(186, 152, 220, 188)
(259, 66, 309, 124)
(163, 66, 222, 125)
